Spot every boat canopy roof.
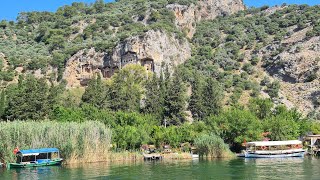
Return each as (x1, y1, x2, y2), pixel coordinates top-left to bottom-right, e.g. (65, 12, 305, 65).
(18, 148, 59, 156)
(246, 140, 302, 146)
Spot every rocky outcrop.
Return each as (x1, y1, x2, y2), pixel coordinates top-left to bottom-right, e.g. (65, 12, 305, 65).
(105, 30, 191, 76)
(63, 48, 106, 87)
(259, 26, 320, 115)
(63, 30, 191, 87)
(167, 0, 245, 38)
(269, 36, 320, 83)
(63, 0, 245, 86)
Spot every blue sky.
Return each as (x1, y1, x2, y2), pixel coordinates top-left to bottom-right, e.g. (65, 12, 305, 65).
(0, 0, 319, 21)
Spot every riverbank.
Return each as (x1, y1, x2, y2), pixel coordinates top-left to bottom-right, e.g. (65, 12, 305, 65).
(65, 152, 194, 164)
(0, 121, 111, 163)
(0, 121, 233, 165)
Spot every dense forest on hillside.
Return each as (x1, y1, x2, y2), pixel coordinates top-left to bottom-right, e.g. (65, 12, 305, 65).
(0, 0, 320, 153)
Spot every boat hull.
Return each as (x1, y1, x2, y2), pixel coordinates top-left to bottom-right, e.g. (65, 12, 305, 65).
(8, 158, 63, 169)
(245, 151, 305, 158)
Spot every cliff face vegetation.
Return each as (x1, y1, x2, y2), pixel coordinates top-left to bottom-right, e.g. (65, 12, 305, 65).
(0, 0, 320, 153)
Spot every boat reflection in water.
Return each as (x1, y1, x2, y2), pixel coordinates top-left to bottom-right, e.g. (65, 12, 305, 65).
(11, 166, 61, 179)
(244, 157, 304, 164)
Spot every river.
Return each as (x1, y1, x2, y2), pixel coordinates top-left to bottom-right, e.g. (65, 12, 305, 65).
(1, 157, 320, 179)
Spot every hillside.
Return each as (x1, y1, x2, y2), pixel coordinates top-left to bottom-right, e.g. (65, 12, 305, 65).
(0, 0, 319, 120)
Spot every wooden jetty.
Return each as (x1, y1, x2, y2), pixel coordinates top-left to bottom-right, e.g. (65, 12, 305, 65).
(143, 153, 163, 160)
(304, 135, 320, 156)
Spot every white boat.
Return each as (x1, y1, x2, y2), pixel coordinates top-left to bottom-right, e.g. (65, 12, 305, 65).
(191, 153, 199, 159)
(244, 140, 305, 158)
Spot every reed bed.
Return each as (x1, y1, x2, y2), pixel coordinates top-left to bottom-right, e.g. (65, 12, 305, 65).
(194, 134, 234, 158)
(0, 121, 112, 163)
(109, 151, 143, 162)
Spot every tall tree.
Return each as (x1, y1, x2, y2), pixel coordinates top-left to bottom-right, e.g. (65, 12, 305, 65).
(164, 72, 187, 126)
(5, 75, 51, 120)
(248, 98, 273, 119)
(202, 78, 223, 117)
(189, 73, 206, 119)
(0, 90, 6, 119)
(82, 74, 110, 109)
(143, 73, 164, 118)
(110, 64, 147, 112)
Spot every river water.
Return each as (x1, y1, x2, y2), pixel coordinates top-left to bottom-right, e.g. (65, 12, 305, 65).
(1, 157, 320, 179)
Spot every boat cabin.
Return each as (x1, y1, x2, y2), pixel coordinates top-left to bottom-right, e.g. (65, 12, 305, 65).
(16, 148, 61, 165)
(244, 140, 305, 158)
(246, 140, 303, 151)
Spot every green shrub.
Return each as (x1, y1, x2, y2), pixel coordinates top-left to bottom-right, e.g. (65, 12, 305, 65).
(194, 133, 233, 158)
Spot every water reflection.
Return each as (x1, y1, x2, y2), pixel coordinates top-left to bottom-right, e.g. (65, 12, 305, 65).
(1, 166, 61, 180)
(1, 158, 320, 179)
(244, 157, 312, 180)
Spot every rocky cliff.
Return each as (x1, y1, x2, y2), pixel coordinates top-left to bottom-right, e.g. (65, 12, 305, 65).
(63, 0, 245, 87)
(63, 30, 191, 87)
(105, 30, 191, 76)
(167, 0, 245, 38)
(264, 30, 320, 115)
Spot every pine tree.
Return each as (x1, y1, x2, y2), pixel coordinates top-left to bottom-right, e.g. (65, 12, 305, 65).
(143, 74, 164, 118)
(164, 72, 187, 125)
(0, 90, 6, 119)
(110, 64, 147, 112)
(82, 74, 110, 109)
(5, 75, 51, 120)
(202, 78, 223, 117)
(189, 73, 206, 119)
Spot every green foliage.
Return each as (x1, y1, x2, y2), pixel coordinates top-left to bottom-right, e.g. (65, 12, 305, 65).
(248, 98, 273, 119)
(164, 71, 187, 125)
(0, 2, 318, 156)
(267, 80, 280, 98)
(205, 108, 263, 149)
(81, 74, 110, 109)
(0, 90, 6, 118)
(143, 73, 164, 118)
(189, 73, 206, 119)
(201, 78, 223, 117)
(110, 64, 148, 112)
(194, 133, 233, 158)
(263, 106, 304, 140)
(0, 121, 111, 162)
(4, 75, 58, 120)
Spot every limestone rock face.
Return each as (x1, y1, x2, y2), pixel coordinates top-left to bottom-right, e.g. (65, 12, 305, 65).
(62, 0, 245, 87)
(63, 48, 106, 88)
(269, 36, 320, 83)
(63, 30, 191, 87)
(105, 30, 191, 76)
(167, 0, 245, 38)
(260, 26, 320, 115)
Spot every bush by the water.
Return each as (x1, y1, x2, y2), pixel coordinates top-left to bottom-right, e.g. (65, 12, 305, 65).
(0, 121, 111, 163)
(194, 134, 233, 158)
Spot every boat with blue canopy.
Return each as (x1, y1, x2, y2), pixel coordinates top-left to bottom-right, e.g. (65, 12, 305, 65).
(8, 148, 63, 168)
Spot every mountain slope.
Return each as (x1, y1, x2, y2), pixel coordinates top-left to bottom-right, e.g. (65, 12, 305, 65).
(0, 1, 319, 118)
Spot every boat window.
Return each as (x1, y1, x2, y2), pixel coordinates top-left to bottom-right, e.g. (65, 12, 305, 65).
(36, 153, 52, 160)
(258, 146, 268, 150)
(246, 145, 255, 151)
(52, 152, 59, 159)
(270, 146, 278, 150)
(21, 156, 36, 162)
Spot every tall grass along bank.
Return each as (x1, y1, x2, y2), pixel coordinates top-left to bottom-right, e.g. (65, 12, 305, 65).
(0, 121, 111, 163)
(195, 134, 234, 158)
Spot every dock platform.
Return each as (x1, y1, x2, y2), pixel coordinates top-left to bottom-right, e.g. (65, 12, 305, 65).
(143, 153, 163, 160)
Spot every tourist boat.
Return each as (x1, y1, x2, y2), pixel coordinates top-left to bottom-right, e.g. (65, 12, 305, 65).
(7, 148, 63, 168)
(244, 140, 305, 158)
